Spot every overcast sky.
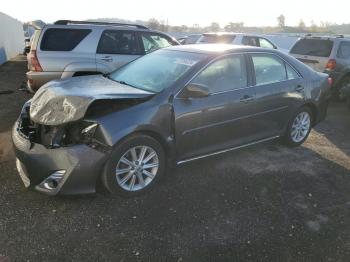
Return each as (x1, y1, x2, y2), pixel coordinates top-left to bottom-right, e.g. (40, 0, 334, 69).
(2, 0, 350, 27)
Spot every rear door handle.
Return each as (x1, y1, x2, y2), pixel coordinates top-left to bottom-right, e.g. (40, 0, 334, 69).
(295, 85, 304, 92)
(240, 95, 254, 103)
(101, 56, 113, 62)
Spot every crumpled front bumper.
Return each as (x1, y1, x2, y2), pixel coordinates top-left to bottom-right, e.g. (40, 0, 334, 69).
(12, 120, 108, 196)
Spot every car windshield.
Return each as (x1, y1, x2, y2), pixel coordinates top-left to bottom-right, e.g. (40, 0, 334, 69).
(109, 50, 207, 93)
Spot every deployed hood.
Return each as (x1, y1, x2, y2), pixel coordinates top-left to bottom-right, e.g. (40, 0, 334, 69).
(30, 75, 153, 125)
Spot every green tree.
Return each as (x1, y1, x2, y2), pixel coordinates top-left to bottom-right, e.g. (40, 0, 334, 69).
(224, 22, 244, 32)
(210, 22, 220, 32)
(310, 20, 318, 32)
(277, 14, 285, 28)
(148, 18, 160, 30)
(298, 20, 306, 31)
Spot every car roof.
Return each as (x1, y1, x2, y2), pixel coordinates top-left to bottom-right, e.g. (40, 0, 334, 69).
(202, 32, 263, 37)
(166, 44, 276, 54)
(44, 23, 151, 31)
(301, 35, 350, 41)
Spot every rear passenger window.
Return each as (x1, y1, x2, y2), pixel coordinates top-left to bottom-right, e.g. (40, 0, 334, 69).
(337, 41, 350, 59)
(97, 30, 139, 55)
(290, 39, 334, 57)
(252, 54, 287, 85)
(140, 33, 174, 54)
(286, 63, 300, 80)
(259, 38, 275, 49)
(40, 29, 91, 51)
(191, 54, 247, 93)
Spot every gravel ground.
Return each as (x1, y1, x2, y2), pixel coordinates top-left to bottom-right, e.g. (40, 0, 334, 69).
(0, 56, 350, 262)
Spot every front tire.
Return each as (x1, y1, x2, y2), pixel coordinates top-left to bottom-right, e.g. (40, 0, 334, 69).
(102, 134, 165, 197)
(283, 107, 312, 147)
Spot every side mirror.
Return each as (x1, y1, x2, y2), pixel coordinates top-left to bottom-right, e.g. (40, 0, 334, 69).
(181, 83, 210, 98)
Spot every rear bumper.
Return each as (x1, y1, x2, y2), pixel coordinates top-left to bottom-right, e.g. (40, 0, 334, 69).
(12, 120, 108, 195)
(26, 71, 62, 92)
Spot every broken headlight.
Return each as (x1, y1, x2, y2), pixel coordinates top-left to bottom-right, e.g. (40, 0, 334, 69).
(63, 121, 99, 145)
(80, 123, 98, 142)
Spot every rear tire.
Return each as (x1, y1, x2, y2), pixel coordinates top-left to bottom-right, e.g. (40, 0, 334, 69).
(283, 107, 313, 147)
(101, 134, 165, 197)
(334, 76, 350, 101)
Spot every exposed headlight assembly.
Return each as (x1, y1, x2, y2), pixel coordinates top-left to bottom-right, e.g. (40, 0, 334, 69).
(80, 123, 98, 141)
(79, 122, 109, 152)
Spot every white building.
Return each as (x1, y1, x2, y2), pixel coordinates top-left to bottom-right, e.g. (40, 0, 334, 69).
(0, 12, 24, 65)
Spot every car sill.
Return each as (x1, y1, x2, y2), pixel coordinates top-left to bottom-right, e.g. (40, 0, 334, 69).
(177, 136, 280, 165)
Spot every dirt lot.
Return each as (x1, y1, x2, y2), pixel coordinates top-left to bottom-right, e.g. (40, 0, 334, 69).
(0, 56, 350, 262)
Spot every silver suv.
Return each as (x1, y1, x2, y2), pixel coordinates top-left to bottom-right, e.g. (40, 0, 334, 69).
(289, 35, 350, 98)
(27, 20, 179, 92)
(196, 33, 281, 50)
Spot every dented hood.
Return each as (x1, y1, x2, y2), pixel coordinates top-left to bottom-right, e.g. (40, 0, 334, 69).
(30, 75, 153, 125)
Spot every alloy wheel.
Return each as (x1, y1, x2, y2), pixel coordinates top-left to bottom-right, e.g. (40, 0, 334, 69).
(290, 112, 311, 143)
(115, 145, 159, 191)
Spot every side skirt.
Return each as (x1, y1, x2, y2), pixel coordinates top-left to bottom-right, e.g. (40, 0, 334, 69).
(176, 136, 280, 165)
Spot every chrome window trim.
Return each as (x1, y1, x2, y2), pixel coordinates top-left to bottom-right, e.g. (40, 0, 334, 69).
(174, 52, 251, 99)
(174, 51, 303, 99)
(249, 52, 303, 87)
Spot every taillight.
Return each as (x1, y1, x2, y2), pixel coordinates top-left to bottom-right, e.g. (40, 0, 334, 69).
(30, 50, 42, 72)
(328, 77, 333, 87)
(326, 59, 336, 71)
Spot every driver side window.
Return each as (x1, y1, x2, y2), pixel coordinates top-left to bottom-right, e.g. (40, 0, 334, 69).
(191, 54, 247, 94)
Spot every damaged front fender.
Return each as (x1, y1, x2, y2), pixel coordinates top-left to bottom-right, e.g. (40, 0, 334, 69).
(29, 75, 153, 125)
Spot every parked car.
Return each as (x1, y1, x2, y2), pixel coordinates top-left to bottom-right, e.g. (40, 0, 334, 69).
(196, 32, 281, 49)
(13, 44, 331, 196)
(23, 38, 31, 54)
(26, 20, 179, 92)
(178, 34, 202, 45)
(289, 35, 350, 99)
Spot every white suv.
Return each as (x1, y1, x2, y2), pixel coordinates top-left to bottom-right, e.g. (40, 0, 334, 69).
(196, 32, 279, 49)
(27, 20, 179, 92)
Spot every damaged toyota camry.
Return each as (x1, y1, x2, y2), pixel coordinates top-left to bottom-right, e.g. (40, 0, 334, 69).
(12, 44, 331, 196)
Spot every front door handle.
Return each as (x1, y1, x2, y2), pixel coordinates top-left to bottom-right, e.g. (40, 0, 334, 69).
(101, 56, 113, 62)
(295, 84, 304, 92)
(240, 95, 254, 103)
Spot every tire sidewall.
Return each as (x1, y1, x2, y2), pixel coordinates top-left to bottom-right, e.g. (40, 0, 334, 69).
(102, 135, 165, 197)
(285, 107, 313, 147)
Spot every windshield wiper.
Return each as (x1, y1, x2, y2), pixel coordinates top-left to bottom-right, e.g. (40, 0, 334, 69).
(106, 76, 155, 93)
(115, 80, 139, 89)
(103, 73, 111, 79)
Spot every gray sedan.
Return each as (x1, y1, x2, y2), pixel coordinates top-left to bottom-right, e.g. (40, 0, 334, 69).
(13, 44, 331, 196)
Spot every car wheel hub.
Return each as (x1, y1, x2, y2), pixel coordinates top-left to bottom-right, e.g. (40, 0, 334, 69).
(291, 112, 311, 143)
(115, 145, 159, 191)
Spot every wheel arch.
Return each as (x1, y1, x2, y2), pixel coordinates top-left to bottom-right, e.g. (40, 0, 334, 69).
(303, 102, 318, 126)
(335, 71, 350, 88)
(72, 71, 103, 77)
(110, 128, 176, 163)
(61, 61, 101, 78)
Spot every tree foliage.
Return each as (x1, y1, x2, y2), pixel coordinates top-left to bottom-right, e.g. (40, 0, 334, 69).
(277, 14, 286, 28)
